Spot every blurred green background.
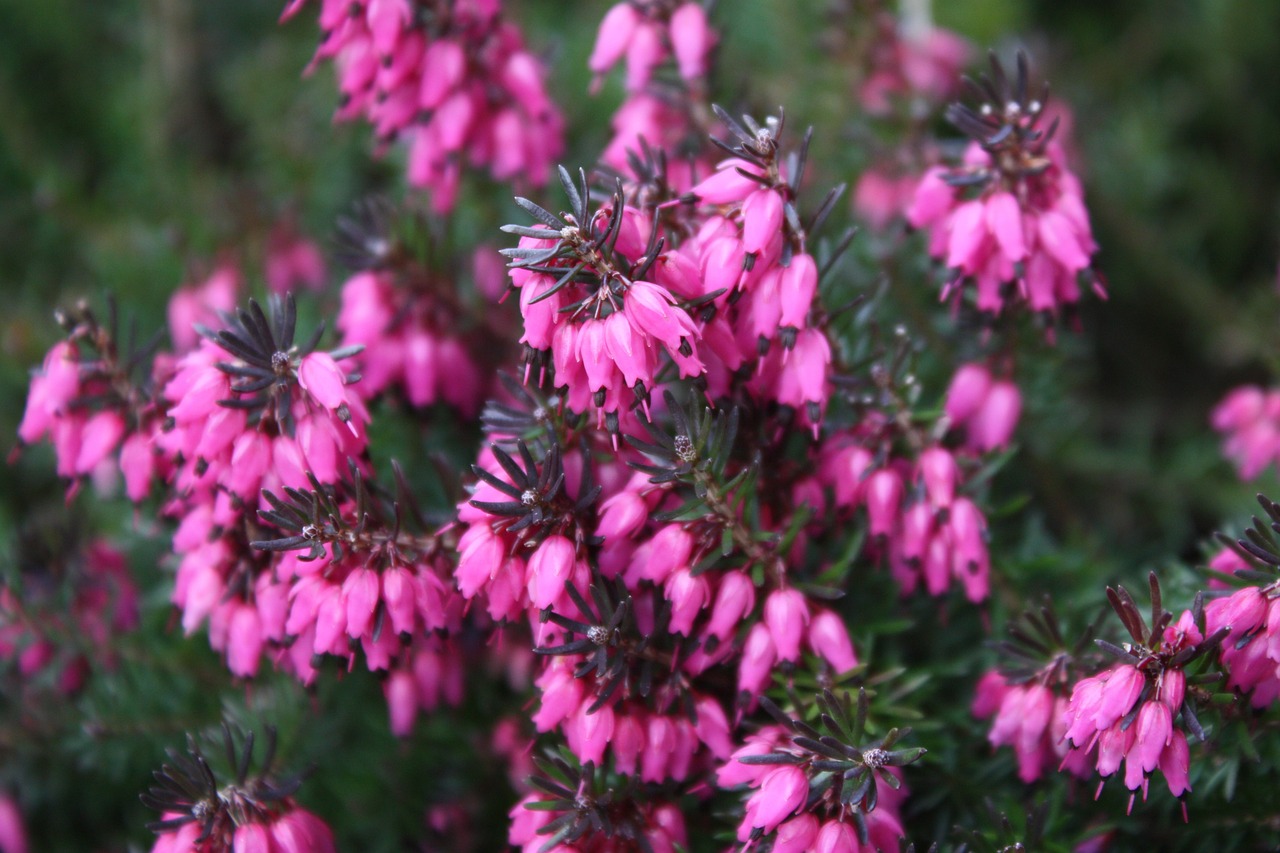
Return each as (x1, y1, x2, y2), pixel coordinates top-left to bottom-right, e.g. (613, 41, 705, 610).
(4, 0, 1280, 849)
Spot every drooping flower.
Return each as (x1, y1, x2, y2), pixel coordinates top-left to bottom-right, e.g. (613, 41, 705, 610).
(908, 52, 1104, 318)
(282, 0, 564, 212)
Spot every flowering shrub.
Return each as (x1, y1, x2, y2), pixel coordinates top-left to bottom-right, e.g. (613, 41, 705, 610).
(7, 2, 1280, 851)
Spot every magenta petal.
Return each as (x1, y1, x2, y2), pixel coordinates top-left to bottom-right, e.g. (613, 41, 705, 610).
(297, 352, 348, 409)
(986, 191, 1026, 261)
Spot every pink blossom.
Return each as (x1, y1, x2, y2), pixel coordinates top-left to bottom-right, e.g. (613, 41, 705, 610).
(706, 571, 756, 641)
(1212, 385, 1280, 480)
(865, 468, 904, 537)
(0, 794, 26, 853)
(528, 536, 577, 609)
(741, 765, 808, 836)
(807, 609, 858, 673)
(773, 814, 820, 853)
(589, 4, 640, 78)
(813, 819, 859, 853)
(669, 3, 714, 81)
(739, 623, 777, 695)
(764, 588, 810, 662)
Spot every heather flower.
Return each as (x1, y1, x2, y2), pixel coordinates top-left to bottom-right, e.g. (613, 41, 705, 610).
(167, 262, 241, 352)
(0, 795, 25, 853)
(739, 765, 808, 838)
(283, 0, 564, 212)
(908, 53, 1103, 317)
(1059, 575, 1225, 807)
(944, 362, 1022, 452)
(587, 1, 716, 93)
(825, 439, 993, 602)
(17, 303, 164, 497)
(853, 9, 969, 114)
(1211, 384, 1280, 480)
(807, 608, 859, 674)
(249, 474, 464, 700)
(159, 295, 368, 508)
(1202, 506, 1280, 707)
(502, 174, 705, 435)
(723, 691, 920, 851)
(335, 265, 488, 416)
(143, 725, 335, 853)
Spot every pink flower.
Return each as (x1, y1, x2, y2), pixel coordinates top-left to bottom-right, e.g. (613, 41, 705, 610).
(917, 446, 958, 508)
(814, 819, 859, 853)
(297, 352, 349, 410)
(773, 814, 820, 853)
(909, 57, 1100, 317)
(738, 623, 777, 695)
(865, 468, 904, 537)
(669, 3, 714, 81)
(764, 588, 811, 662)
(968, 380, 1022, 451)
(589, 4, 640, 78)
(167, 263, 240, 352)
(1159, 729, 1192, 797)
(664, 568, 710, 636)
(290, 0, 563, 210)
(1212, 385, 1280, 480)
(269, 808, 336, 853)
(707, 571, 756, 641)
(0, 793, 28, 853)
(971, 670, 1010, 719)
(528, 536, 576, 609)
(740, 765, 808, 837)
(944, 363, 992, 425)
(807, 609, 858, 673)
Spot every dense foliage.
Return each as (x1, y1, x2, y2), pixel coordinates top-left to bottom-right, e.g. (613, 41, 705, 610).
(5, 2, 1280, 852)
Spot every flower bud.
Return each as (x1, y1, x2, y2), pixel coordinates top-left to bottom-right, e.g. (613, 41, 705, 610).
(944, 363, 991, 425)
(865, 468, 904, 537)
(765, 588, 810, 662)
(588, 4, 640, 75)
(528, 536, 576, 609)
(807, 609, 858, 673)
(969, 380, 1021, 451)
(669, 3, 713, 81)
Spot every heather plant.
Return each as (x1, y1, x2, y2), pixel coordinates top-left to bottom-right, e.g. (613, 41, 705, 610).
(7, 2, 1280, 852)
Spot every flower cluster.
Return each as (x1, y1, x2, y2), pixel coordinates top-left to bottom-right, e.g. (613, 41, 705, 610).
(1060, 576, 1225, 810)
(156, 297, 375, 675)
(504, 110, 839, 442)
(852, 4, 968, 115)
(143, 726, 334, 853)
(336, 267, 488, 415)
(250, 470, 466, 729)
(1210, 384, 1280, 480)
(828, 1, 969, 233)
(16, 301, 164, 499)
(971, 602, 1094, 782)
(944, 362, 1021, 452)
(588, 1, 717, 191)
(10, 6, 1148, 845)
(826, 440, 993, 602)
(718, 691, 920, 851)
(908, 53, 1103, 317)
(281, 0, 564, 212)
(1202, 496, 1280, 707)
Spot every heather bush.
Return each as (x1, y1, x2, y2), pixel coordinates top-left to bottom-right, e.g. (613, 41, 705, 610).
(6, 2, 1280, 852)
